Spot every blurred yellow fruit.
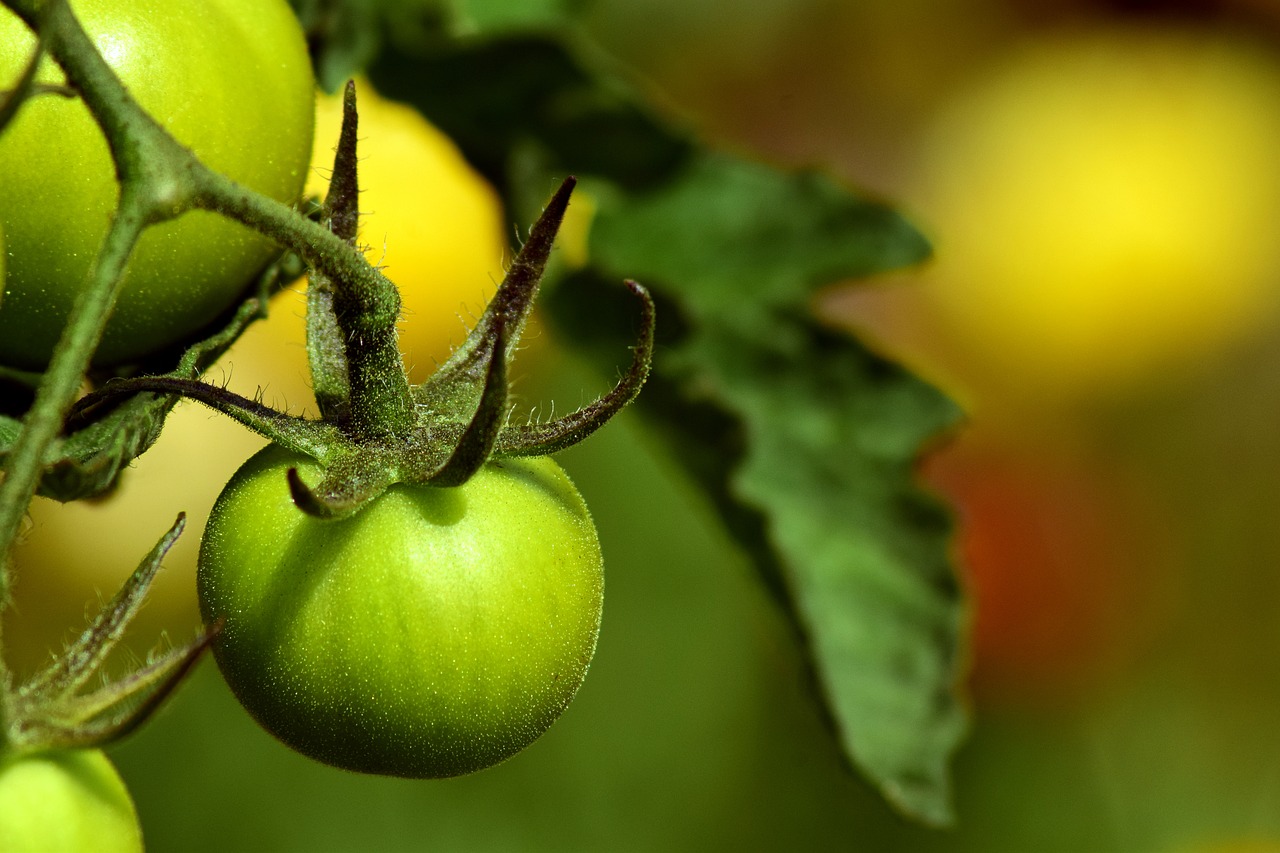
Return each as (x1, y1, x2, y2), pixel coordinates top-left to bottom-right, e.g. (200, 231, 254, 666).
(309, 81, 508, 382)
(909, 26, 1280, 404)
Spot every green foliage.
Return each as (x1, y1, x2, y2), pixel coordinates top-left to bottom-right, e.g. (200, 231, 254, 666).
(582, 153, 963, 824)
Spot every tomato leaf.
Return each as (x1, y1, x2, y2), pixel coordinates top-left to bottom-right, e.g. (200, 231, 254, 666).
(546, 154, 966, 826)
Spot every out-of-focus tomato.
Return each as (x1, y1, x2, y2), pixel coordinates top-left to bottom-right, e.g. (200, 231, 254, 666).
(0, 749, 143, 853)
(905, 27, 1280, 406)
(926, 444, 1173, 706)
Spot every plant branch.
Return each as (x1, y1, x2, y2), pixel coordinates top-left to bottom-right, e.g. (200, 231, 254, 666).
(68, 377, 342, 460)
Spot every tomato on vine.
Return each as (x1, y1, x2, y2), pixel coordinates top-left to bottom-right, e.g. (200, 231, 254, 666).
(198, 446, 604, 777)
(0, 0, 314, 367)
(72, 91, 653, 782)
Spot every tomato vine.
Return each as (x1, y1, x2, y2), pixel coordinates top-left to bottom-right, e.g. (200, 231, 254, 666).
(0, 0, 651, 779)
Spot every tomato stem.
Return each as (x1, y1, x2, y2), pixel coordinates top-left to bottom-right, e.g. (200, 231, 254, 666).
(0, 0, 653, 541)
(0, 202, 145, 632)
(0, 0, 197, 631)
(313, 82, 416, 441)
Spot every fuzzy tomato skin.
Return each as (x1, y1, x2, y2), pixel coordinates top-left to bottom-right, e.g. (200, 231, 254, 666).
(0, 0, 315, 368)
(0, 749, 143, 853)
(197, 445, 604, 778)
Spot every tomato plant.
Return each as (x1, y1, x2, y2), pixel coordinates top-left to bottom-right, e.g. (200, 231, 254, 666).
(0, 749, 142, 853)
(197, 445, 604, 777)
(11, 82, 513, 655)
(0, 0, 314, 367)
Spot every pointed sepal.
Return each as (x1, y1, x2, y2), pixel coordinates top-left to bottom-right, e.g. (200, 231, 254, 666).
(421, 176, 576, 413)
(426, 317, 509, 486)
(497, 280, 654, 456)
(5, 516, 218, 753)
(307, 79, 361, 423)
(286, 453, 396, 520)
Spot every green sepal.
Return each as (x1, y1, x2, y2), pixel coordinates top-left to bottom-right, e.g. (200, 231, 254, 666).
(4, 514, 217, 754)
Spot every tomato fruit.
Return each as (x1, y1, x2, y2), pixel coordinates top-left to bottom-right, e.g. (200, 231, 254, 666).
(197, 445, 604, 777)
(923, 445, 1167, 707)
(0, 749, 143, 853)
(907, 27, 1280, 404)
(0, 0, 315, 367)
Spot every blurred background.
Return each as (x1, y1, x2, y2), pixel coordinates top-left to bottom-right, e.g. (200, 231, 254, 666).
(10, 0, 1280, 849)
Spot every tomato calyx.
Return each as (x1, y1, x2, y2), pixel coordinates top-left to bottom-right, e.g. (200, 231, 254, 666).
(71, 83, 654, 520)
(1, 514, 218, 756)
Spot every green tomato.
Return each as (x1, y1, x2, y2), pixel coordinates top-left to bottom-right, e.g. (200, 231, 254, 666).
(0, 0, 314, 368)
(0, 749, 143, 853)
(197, 445, 604, 778)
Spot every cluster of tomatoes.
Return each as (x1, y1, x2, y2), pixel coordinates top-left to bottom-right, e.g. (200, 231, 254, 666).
(0, 1, 602, 847)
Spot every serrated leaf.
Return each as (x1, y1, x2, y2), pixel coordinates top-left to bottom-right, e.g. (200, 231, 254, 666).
(590, 152, 931, 309)
(688, 317, 965, 826)
(575, 153, 965, 824)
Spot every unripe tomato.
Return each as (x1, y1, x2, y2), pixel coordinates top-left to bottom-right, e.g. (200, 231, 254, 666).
(197, 445, 604, 777)
(12, 89, 511, 668)
(0, 0, 315, 367)
(0, 749, 143, 853)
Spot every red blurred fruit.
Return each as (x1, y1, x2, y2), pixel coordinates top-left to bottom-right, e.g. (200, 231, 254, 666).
(927, 445, 1171, 706)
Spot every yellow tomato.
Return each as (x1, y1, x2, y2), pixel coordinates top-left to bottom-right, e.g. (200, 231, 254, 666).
(908, 27, 1280, 405)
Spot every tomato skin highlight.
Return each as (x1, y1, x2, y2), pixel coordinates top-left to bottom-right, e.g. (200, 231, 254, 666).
(197, 445, 604, 778)
(0, 0, 315, 368)
(0, 749, 143, 853)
